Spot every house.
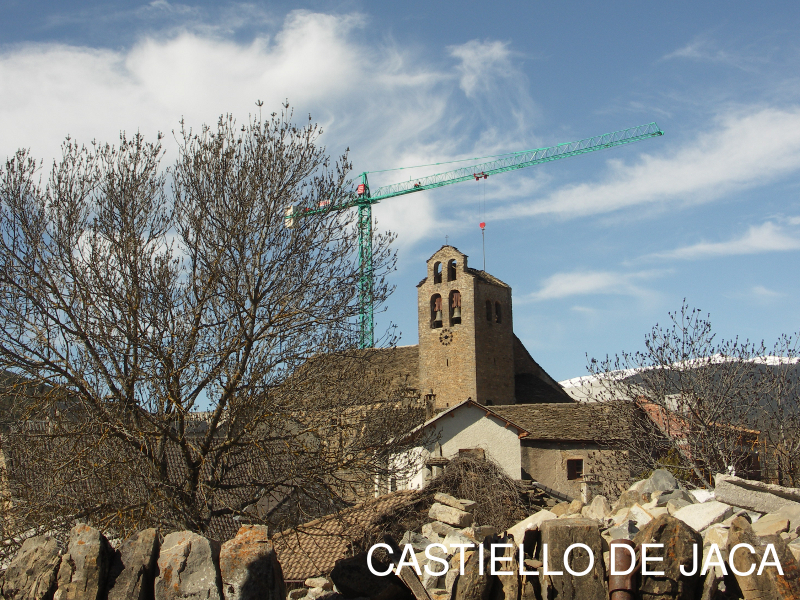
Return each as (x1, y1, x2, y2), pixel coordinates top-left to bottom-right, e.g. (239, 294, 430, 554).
(396, 399, 631, 501)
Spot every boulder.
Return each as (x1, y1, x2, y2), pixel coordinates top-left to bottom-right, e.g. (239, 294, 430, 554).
(702, 524, 729, 549)
(329, 553, 411, 600)
(689, 489, 715, 503)
(633, 514, 703, 600)
(672, 500, 733, 532)
(433, 493, 476, 513)
(54, 524, 113, 600)
(727, 515, 800, 599)
(303, 578, 331, 591)
(461, 526, 496, 542)
(641, 469, 680, 495)
(287, 590, 307, 600)
(488, 535, 518, 600)
(654, 489, 695, 507)
(506, 510, 556, 545)
(220, 525, 285, 600)
(550, 502, 569, 517)
(451, 546, 493, 600)
(107, 528, 160, 600)
(715, 474, 800, 514)
(614, 490, 649, 512)
(667, 498, 692, 515)
(588, 495, 611, 520)
(155, 531, 222, 600)
(428, 503, 473, 528)
(627, 504, 654, 528)
(539, 519, 606, 600)
(442, 531, 475, 551)
(752, 516, 790, 537)
(607, 520, 639, 541)
(400, 531, 432, 553)
(1, 535, 62, 600)
(564, 499, 583, 516)
(421, 524, 443, 544)
(428, 522, 457, 537)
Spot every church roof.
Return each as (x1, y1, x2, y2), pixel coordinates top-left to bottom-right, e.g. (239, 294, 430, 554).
(492, 403, 629, 442)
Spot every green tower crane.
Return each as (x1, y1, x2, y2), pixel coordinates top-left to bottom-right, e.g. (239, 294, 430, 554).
(286, 122, 664, 348)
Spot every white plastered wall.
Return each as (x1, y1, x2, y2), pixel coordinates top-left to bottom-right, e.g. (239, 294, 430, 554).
(398, 404, 522, 490)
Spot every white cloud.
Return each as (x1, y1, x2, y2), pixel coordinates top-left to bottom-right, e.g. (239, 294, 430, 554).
(647, 221, 800, 260)
(525, 269, 663, 301)
(449, 40, 513, 98)
(663, 38, 756, 70)
(751, 285, 783, 299)
(499, 107, 800, 221)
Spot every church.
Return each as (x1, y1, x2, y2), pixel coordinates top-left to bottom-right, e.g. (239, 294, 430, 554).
(382, 244, 572, 408)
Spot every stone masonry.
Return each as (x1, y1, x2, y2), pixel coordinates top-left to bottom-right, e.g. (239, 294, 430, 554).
(417, 246, 514, 409)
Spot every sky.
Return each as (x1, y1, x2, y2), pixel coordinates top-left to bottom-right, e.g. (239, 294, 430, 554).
(2, 1, 800, 381)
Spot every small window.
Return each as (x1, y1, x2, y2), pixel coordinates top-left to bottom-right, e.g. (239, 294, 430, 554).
(431, 294, 443, 328)
(433, 262, 442, 284)
(447, 259, 457, 281)
(566, 459, 584, 481)
(495, 302, 502, 324)
(459, 448, 486, 460)
(486, 300, 492, 322)
(450, 290, 461, 325)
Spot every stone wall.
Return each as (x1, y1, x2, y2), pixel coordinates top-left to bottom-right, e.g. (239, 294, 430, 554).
(0, 524, 284, 600)
(417, 246, 514, 409)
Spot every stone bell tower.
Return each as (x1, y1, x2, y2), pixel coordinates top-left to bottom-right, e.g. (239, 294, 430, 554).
(417, 246, 514, 409)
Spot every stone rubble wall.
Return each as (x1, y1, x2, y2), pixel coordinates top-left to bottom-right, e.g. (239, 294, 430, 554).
(4, 476, 800, 600)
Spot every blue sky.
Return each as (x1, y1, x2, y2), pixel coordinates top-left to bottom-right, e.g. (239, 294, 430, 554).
(2, 1, 800, 381)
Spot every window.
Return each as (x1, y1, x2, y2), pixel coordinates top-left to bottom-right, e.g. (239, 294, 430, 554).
(495, 302, 502, 324)
(566, 459, 584, 481)
(431, 294, 443, 328)
(486, 300, 492, 322)
(450, 290, 461, 325)
(447, 259, 457, 281)
(459, 448, 486, 460)
(433, 261, 442, 284)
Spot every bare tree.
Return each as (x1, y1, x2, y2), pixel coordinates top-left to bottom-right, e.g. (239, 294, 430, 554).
(0, 104, 426, 548)
(586, 301, 799, 488)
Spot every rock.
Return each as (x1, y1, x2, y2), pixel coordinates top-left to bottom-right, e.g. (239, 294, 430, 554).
(539, 519, 606, 600)
(433, 493, 476, 513)
(789, 539, 800, 563)
(614, 490, 649, 512)
(727, 515, 800, 599)
(461, 526, 496, 542)
(673, 500, 734, 532)
(752, 516, 790, 537)
(220, 525, 285, 600)
(565, 499, 584, 516)
(421, 525, 442, 544)
(287, 590, 307, 600)
(641, 469, 680, 494)
(488, 535, 518, 600)
(627, 504, 654, 528)
(155, 531, 222, 600)
(689, 489, 715, 503)
(667, 498, 692, 515)
(303, 589, 327, 600)
(655, 489, 695, 507)
(762, 504, 800, 536)
(420, 546, 448, 591)
(506, 510, 556, 545)
(702, 524, 729, 549)
(1, 535, 62, 600)
(649, 507, 669, 518)
(607, 520, 639, 541)
(715, 474, 800, 514)
(428, 503, 473, 528)
(330, 553, 411, 600)
(442, 531, 475, 553)
(107, 528, 160, 600)
(583, 495, 606, 520)
(428, 522, 457, 537)
(400, 532, 432, 553)
(451, 546, 493, 600)
(303, 578, 331, 591)
(54, 524, 113, 600)
(628, 479, 648, 493)
(633, 514, 703, 600)
(550, 502, 569, 517)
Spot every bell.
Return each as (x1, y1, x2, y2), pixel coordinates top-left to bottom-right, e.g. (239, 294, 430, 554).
(453, 306, 461, 318)
(434, 310, 443, 322)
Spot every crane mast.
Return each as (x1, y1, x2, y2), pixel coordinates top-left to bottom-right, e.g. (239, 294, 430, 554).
(289, 122, 664, 348)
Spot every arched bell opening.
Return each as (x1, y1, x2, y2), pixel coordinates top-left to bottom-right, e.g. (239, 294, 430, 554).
(485, 300, 492, 322)
(495, 301, 502, 324)
(433, 261, 442, 284)
(447, 259, 457, 282)
(431, 294, 443, 328)
(449, 290, 462, 326)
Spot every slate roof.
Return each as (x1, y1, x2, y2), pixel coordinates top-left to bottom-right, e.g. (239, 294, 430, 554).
(493, 403, 629, 442)
(272, 489, 420, 581)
